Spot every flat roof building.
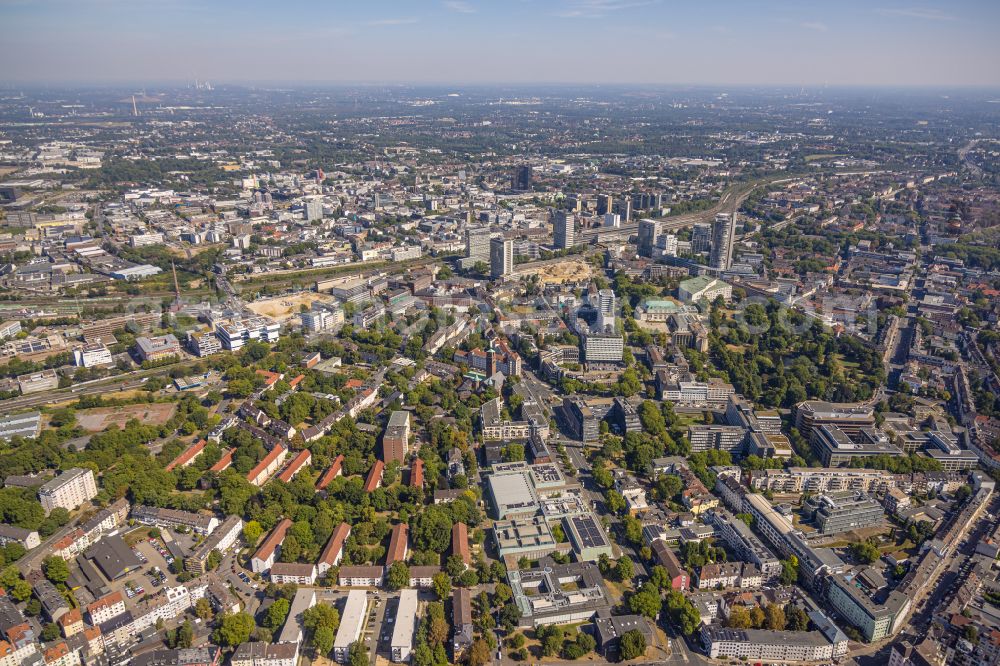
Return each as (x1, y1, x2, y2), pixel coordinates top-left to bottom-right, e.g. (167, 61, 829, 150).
(486, 470, 539, 519)
(390, 589, 418, 662)
(563, 513, 613, 561)
(38, 468, 97, 515)
(333, 590, 368, 663)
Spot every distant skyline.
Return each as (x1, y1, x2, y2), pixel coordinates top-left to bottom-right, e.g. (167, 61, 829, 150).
(2, 0, 999, 87)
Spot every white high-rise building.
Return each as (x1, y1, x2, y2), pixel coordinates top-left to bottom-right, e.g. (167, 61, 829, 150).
(553, 211, 576, 250)
(692, 223, 712, 253)
(659, 233, 678, 256)
(465, 226, 491, 261)
(38, 468, 97, 515)
(711, 213, 737, 270)
(490, 237, 513, 279)
(304, 199, 323, 221)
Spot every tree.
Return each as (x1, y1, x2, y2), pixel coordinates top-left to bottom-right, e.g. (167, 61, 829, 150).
(727, 606, 752, 629)
(619, 630, 646, 661)
(314, 626, 335, 656)
(468, 638, 492, 666)
(616, 556, 634, 581)
(779, 556, 799, 585)
(348, 640, 368, 666)
(195, 597, 214, 621)
(786, 605, 810, 632)
(628, 586, 662, 620)
(387, 561, 410, 591)
(243, 520, 264, 544)
(432, 572, 451, 600)
(41, 623, 60, 642)
(764, 604, 786, 631)
(303, 604, 341, 635)
(749, 606, 766, 629)
(177, 620, 194, 648)
(42, 556, 69, 584)
(849, 539, 880, 565)
(267, 598, 291, 629)
(206, 549, 222, 572)
(213, 612, 254, 646)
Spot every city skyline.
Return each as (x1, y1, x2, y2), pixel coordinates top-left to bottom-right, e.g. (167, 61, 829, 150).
(2, 0, 999, 87)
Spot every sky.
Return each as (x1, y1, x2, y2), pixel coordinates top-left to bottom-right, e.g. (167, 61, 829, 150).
(1, 0, 999, 87)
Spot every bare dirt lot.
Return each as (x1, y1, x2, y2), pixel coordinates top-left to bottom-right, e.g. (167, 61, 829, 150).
(76, 402, 177, 432)
(246, 292, 339, 322)
(516, 258, 595, 285)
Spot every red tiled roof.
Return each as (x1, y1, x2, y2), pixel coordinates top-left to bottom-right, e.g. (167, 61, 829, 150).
(165, 439, 207, 472)
(316, 455, 345, 490)
(277, 449, 312, 483)
(246, 445, 286, 484)
(210, 448, 235, 473)
(253, 518, 292, 563)
(318, 523, 351, 566)
(451, 522, 470, 565)
(364, 460, 384, 493)
(410, 458, 424, 488)
(386, 523, 408, 565)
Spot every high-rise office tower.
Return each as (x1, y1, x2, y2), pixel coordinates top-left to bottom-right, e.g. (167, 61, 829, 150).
(553, 211, 576, 250)
(637, 218, 661, 258)
(512, 165, 532, 191)
(465, 226, 491, 261)
(597, 194, 614, 216)
(659, 234, 678, 257)
(595, 288, 616, 332)
(603, 213, 621, 228)
(617, 198, 633, 222)
(692, 223, 712, 254)
(710, 213, 737, 271)
(304, 199, 323, 221)
(490, 237, 513, 279)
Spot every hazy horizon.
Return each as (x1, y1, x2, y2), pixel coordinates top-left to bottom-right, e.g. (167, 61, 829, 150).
(2, 0, 999, 87)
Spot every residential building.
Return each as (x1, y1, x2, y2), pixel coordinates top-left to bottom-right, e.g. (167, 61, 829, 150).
(386, 524, 409, 566)
(231, 642, 298, 666)
(552, 211, 575, 249)
(185, 515, 243, 574)
(247, 445, 288, 487)
(382, 411, 410, 464)
(337, 566, 384, 587)
(0, 525, 40, 551)
(701, 626, 845, 662)
(651, 540, 689, 590)
(490, 237, 513, 279)
(251, 518, 292, 573)
(452, 588, 474, 658)
(38, 468, 97, 515)
(131, 505, 219, 535)
(269, 562, 316, 585)
(390, 589, 418, 663)
(317, 523, 351, 577)
(710, 213, 736, 270)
